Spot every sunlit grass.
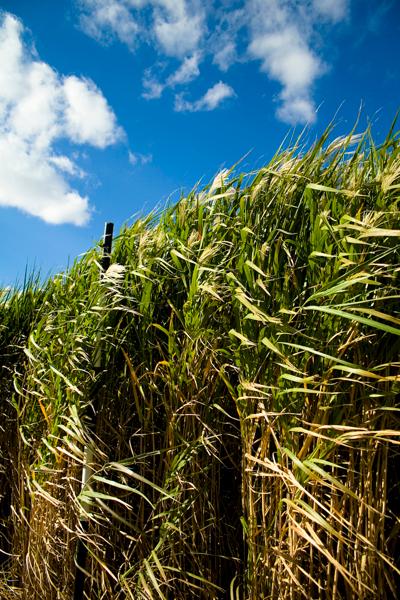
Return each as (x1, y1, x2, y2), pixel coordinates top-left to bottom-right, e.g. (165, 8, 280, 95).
(1, 119, 400, 599)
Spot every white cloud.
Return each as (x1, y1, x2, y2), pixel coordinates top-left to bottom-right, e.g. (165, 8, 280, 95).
(9, 61, 62, 150)
(152, 0, 205, 58)
(200, 81, 236, 111)
(79, 0, 140, 48)
(0, 14, 25, 107)
(210, 7, 245, 72)
(77, 0, 351, 125)
(277, 95, 316, 125)
(78, 0, 206, 58)
(128, 150, 152, 165)
(0, 13, 122, 225)
(49, 155, 86, 178)
(79, 0, 206, 96)
(312, 0, 349, 23)
(247, 0, 327, 124)
(249, 28, 321, 91)
(63, 76, 123, 148)
(167, 53, 200, 85)
(175, 81, 235, 112)
(142, 52, 200, 99)
(142, 67, 165, 99)
(213, 41, 237, 72)
(0, 132, 90, 225)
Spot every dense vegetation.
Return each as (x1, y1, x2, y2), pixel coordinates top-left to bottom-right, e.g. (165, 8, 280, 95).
(1, 122, 400, 599)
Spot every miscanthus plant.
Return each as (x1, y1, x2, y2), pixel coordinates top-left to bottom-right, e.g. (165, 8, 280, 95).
(1, 121, 400, 599)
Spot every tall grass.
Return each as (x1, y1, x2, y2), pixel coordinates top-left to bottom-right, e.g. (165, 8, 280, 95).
(1, 121, 400, 599)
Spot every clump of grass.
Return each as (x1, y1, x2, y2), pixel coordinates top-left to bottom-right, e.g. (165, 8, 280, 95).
(1, 120, 400, 599)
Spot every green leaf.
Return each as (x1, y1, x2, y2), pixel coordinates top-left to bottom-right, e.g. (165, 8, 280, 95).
(304, 305, 400, 336)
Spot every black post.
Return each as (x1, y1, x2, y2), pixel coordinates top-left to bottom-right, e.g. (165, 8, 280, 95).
(101, 222, 114, 272)
(73, 222, 114, 600)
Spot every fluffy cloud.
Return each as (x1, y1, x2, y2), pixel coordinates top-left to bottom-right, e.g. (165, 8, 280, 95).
(167, 53, 201, 85)
(0, 132, 90, 225)
(79, 0, 206, 57)
(49, 155, 86, 178)
(247, 0, 325, 124)
(212, 40, 237, 72)
(79, 0, 140, 48)
(77, 0, 350, 124)
(175, 81, 235, 112)
(210, 7, 245, 72)
(79, 0, 209, 105)
(152, 0, 205, 58)
(142, 52, 201, 99)
(142, 67, 165, 99)
(0, 13, 122, 225)
(63, 76, 121, 148)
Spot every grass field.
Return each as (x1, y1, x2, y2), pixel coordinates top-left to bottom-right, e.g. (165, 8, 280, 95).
(1, 120, 400, 599)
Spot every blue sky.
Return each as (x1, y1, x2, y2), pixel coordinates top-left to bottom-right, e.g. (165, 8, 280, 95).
(0, 0, 399, 286)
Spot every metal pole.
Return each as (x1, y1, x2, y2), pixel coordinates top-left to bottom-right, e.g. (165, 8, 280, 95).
(73, 222, 114, 600)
